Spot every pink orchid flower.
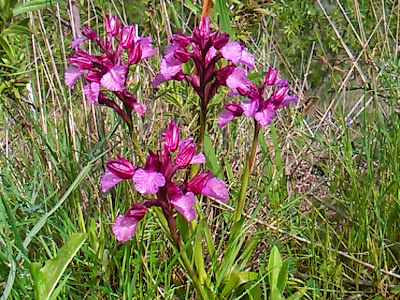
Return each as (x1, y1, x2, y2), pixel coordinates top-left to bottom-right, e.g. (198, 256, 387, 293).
(101, 121, 229, 242)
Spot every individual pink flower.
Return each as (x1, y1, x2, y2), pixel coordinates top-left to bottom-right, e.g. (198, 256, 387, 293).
(219, 67, 298, 127)
(103, 121, 229, 243)
(100, 155, 135, 193)
(112, 203, 147, 242)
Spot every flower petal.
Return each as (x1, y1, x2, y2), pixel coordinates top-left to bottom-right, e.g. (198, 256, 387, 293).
(133, 102, 147, 117)
(171, 192, 196, 222)
(255, 108, 275, 126)
(65, 66, 84, 88)
(205, 46, 217, 63)
(241, 99, 259, 117)
(239, 49, 255, 68)
(226, 67, 249, 92)
(277, 95, 298, 108)
(221, 42, 243, 63)
(190, 152, 206, 165)
(218, 110, 234, 127)
(133, 168, 166, 194)
(100, 168, 123, 193)
(100, 65, 127, 91)
(153, 73, 168, 87)
(112, 214, 139, 243)
(140, 37, 157, 59)
(83, 82, 100, 104)
(201, 177, 228, 203)
(71, 37, 86, 49)
(160, 57, 182, 79)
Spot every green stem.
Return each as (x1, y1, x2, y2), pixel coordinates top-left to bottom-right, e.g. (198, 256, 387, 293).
(129, 126, 146, 165)
(164, 208, 210, 300)
(190, 105, 207, 178)
(233, 121, 260, 223)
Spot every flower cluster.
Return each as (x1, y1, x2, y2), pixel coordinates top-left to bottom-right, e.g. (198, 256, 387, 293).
(154, 17, 254, 106)
(64, 15, 156, 126)
(101, 121, 228, 242)
(219, 67, 298, 127)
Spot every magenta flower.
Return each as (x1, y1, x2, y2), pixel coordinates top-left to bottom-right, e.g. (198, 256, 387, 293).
(64, 14, 156, 127)
(103, 121, 229, 242)
(218, 67, 298, 127)
(153, 16, 254, 107)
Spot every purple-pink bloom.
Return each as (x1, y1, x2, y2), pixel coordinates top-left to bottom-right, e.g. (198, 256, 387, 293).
(219, 68, 298, 127)
(103, 122, 229, 243)
(170, 192, 196, 222)
(154, 16, 254, 105)
(65, 14, 156, 121)
(201, 177, 229, 203)
(112, 203, 147, 242)
(133, 168, 166, 194)
(100, 154, 135, 193)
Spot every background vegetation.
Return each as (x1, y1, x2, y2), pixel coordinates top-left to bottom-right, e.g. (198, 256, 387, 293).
(1, 0, 400, 298)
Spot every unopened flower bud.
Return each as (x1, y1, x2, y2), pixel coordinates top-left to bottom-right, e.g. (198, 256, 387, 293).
(107, 155, 135, 179)
(175, 142, 196, 168)
(273, 85, 289, 102)
(171, 34, 190, 47)
(264, 67, 278, 86)
(188, 172, 211, 194)
(82, 26, 97, 40)
(164, 121, 180, 152)
(68, 56, 92, 69)
(213, 33, 229, 50)
(125, 203, 147, 220)
(120, 26, 135, 49)
(105, 14, 119, 36)
(128, 41, 142, 64)
(174, 49, 191, 63)
(225, 103, 244, 116)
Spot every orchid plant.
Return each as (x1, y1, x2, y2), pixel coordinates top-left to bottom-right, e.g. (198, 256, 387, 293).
(64, 2, 298, 298)
(219, 67, 298, 222)
(65, 14, 156, 163)
(153, 7, 254, 150)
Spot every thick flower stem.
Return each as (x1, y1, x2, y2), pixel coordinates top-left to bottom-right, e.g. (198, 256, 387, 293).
(129, 125, 146, 165)
(233, 121, 261, 223)
(163, 208, 210, 300)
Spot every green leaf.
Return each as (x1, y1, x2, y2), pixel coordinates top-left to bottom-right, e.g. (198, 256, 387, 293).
(267, 246, 282, 289)
(277, 259, 289, 293)
(215, 0, 233, 37)
(204, 134, 222, 178)
(0, 35, 15, 60)
(31, 233, 87, 300)
(221, 271, 258, 297)
(184, 0, 200, 14)
(3, 24, 31, 35)
(12, 0, 49, 16)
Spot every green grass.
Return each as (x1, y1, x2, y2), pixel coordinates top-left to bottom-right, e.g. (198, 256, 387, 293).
(1, 0, 400, 299)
